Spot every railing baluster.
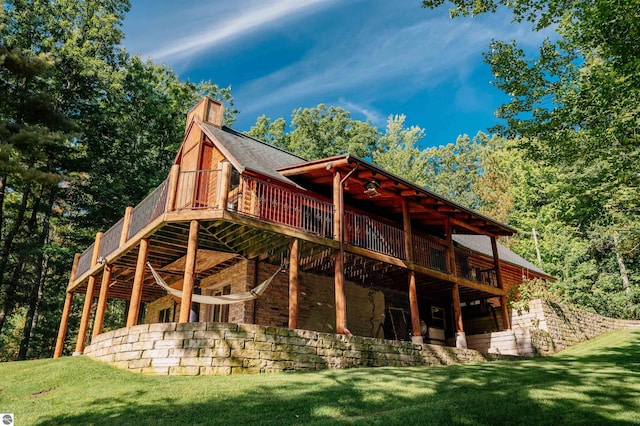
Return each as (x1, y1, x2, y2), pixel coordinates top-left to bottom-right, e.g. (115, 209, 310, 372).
(128, 178, 169, 238)
(98, 218, 124, 259)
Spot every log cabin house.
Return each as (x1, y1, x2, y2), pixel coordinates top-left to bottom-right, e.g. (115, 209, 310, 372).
(54, 97, 551, 358)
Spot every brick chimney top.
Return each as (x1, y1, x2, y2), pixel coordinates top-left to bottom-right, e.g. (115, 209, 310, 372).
(186, 96, 224, 129)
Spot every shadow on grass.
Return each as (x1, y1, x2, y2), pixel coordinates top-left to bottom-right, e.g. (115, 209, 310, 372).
(34, 333, 640, 426)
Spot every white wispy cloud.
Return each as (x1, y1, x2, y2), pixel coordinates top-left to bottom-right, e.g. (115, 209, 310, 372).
(124, 0, 554, 138)
(146, 0, 333, 61)
(338, 99, 387, 126)
(235, 8, 550, 118)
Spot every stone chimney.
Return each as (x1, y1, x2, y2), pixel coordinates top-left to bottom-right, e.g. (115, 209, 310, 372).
(186, 96, 224, 129)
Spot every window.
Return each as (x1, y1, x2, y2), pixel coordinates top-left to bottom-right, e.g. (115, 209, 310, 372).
(431, 306, 445, 328)
(203, 285, 232, 322)
(158, 307, 171, 323)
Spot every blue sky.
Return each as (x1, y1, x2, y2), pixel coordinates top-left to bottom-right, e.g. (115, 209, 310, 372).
(121, 0, 545, 148)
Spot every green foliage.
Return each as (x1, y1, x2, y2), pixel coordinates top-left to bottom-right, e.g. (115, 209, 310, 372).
(423, 133, 485, 210)
(372, 114, 429, 186)
(246, 115, 288, 147)
(424, 0, 640, 318)
(0, 0, 236, 359)
(248, 104, 378, 161)
(507, 278, 559, 315)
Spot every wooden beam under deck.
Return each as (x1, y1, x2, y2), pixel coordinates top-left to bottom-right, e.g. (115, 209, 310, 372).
(70, 201, 506, 310)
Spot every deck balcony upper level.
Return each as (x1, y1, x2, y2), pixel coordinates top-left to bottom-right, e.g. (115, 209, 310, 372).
(68, 97, 537, 305)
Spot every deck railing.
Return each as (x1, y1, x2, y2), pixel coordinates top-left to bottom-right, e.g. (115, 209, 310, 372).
(455, 247, 498, 287)
(74, 169, 498, 287)
(98, 218, 124, 259)
(413, 234, 448, 272)
(344, 210, 406, 259)
(236, 175, 408, 260)
(76, 242, 95, 278)
(128, 179, 169, 238)
(75, 180, 169, 279)
(175, 170, 221, 210)
(234, 175, 334, 238)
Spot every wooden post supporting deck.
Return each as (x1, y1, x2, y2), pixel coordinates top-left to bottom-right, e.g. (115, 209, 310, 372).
(54, 253, 80, 358)
(333, 171, 346, 334)
(75, 232, 103, 354)
(92, 264, 112, 338)
(490, 236, 511, 330)
(403, 199, 422, 343)
(501, 295, 511, 330)
(288, 238, 299, 329)
(179, 220, 199, 323)
(120, 206, 133, 246)
(126, 238, 149, 327)
(490, 236, 504, 290)
(445, 220, 466, 348)
(166, 164, 181, 212)
(218, 161, 232, 210)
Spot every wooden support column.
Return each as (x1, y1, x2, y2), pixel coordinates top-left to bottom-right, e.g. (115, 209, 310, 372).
(490, 236, 510, 330)
(75, 232, 103, 354)
(166, 164, 181, 212)
(54, 292, 74, 358)
(501, 295, 511, 330)
(92, 264, 112, 338)
(445, 219, 456, 277)
(445, 219, 466, 348)
(333, 171, 341, 241)
(54, 253, 80, 358)
(403, 199, 422, 343)
(490, 236, 504, 290)
(120, 206, 133, 246)
(333, 171, 346, 334)
(179, 220, 199, 323)
(288, 238, 299, 329)
(218, 161, 232, 210)
(126, 238, 149, 327)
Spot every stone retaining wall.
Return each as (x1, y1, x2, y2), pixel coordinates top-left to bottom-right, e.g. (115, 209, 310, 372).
(84, 322, 498, 376)
(466, 329, 534, 356)
(467, 299, 640, 356)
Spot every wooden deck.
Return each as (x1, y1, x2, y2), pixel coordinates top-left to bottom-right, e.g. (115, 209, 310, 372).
(69, 168, 505, 304)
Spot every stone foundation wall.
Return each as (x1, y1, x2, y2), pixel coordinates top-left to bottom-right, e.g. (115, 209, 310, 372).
(529, 299, 640, 354)
(84, 322, 498, 376)
(466, 299, 640, 356)
(466, 329, 534, 356)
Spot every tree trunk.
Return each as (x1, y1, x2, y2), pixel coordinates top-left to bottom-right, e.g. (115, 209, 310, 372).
(18, 189, 55, 360)
(613, 234, 631, 296)
(0, 174, 7, 241)
(0, 181, 33, 296)
(17, 256, 47, 360)
(0, 257, 27, 333)
(0, 186, 41, 334)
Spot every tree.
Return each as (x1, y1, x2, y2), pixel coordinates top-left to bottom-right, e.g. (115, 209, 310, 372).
(422, 133, 486, 210)
(423, 0, 640, 317)
(372, 114, 429, 186)
(248, 104, 378, 160)
(0, 0, 237, 359)
(246, 115, 288, 148)
(0, 43, 77, 338)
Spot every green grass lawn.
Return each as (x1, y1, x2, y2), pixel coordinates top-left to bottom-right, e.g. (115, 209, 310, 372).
(1, 329, 639, 425)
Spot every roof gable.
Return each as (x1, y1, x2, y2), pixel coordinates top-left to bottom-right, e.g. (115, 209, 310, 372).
(199, 122, 305, 184)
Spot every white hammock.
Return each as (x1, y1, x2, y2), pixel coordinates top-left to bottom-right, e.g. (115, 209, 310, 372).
(147, 261, 282, 305)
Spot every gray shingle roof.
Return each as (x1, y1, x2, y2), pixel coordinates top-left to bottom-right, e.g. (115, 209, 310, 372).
(202, 123, 305, 184)
(453, 234, 548, 276)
